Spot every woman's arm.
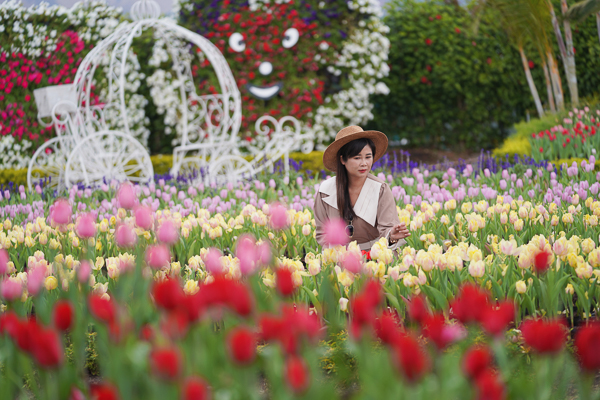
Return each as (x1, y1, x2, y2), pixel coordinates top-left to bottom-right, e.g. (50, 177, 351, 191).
(313, 192, 328, 247)
(376, 183, 408, 250)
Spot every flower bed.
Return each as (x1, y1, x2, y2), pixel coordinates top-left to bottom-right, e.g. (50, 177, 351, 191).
(1, 155, 600, 398)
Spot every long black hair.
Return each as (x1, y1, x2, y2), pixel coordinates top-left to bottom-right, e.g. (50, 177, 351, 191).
(336, 138, 376, 223)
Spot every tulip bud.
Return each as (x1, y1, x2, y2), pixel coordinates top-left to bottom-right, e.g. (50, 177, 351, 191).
(76, 213, 97, 238)
(117, 183, 137, 210)
(515, 280, 527, 294)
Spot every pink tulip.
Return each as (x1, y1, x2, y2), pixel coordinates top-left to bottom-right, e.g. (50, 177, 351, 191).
(0, 249, 8, 275)
(341, 252, 362, 274)
(256, 241, 272, 266)
(51, 199, 72, 225)
(236, 235, 258, 275)
(323, 218, 350, 247)
(203, 248, 223, 274)
(115, 224, 137, 248)
(27, 266, 46, 296)
(77, 260, 92, 284)
(269, 203, 289, 230)
(134, 206, 154, 230)
(76, 213, 97, 238)
(0, 279, 22, 301)
(157, 220, 179, 245)
(117, 183, 137, 210)
(146, 244, 171, 269)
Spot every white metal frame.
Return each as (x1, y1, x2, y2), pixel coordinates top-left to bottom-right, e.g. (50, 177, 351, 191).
(28, 0, 314, 191)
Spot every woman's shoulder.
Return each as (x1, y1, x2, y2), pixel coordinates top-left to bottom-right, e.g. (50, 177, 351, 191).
(367, 173, 386, 185)
(366, 174, 390, 194)
(318, 175, 337, 194)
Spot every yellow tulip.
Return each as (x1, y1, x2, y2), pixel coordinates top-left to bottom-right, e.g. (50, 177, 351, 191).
(44, 276, 58, 291)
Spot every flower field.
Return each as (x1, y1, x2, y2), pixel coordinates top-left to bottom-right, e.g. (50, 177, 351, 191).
(1, 155, 600, 399)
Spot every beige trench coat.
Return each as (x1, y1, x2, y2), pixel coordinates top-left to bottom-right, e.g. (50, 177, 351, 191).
(313, 174, 406, 251)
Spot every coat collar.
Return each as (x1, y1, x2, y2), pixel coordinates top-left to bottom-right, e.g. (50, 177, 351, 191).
(318, 175, 382, 227)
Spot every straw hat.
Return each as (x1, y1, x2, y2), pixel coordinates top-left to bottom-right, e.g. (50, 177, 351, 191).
(322, 126, 388, 172)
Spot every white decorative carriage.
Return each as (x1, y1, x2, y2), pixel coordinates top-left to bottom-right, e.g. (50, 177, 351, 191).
(27, 0, 314, 192)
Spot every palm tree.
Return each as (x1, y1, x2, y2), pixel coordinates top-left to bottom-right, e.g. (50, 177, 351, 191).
(547, 0, 578, 106)
(564, 0, 600, 44)
(484, 0, 565, 115)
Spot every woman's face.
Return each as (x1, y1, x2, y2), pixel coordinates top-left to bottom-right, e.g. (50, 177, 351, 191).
(341, 145, 373, 180)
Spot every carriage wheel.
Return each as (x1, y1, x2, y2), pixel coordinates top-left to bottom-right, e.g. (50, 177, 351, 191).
(64, 131, 154, 188)
(207, 155, 254, 186)
(27, 136, 71, 193)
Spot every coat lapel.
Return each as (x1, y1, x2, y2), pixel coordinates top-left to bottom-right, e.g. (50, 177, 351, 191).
(318, 176, 382, 227)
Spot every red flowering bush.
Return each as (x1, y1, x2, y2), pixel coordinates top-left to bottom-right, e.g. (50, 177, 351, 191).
(530, 108, 600, 161)
(0, 32, 93, 149)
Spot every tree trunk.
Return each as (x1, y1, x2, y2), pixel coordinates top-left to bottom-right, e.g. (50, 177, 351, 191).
(597, 13, 600, 44)
(548, 1, 577, 107)
(561, 0, 579, 106)
(519, 46, 544, 118)
(542, 60, 557, 113)
(547, 50, 565, 111)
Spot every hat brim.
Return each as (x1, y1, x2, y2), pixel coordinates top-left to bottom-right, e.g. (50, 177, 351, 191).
(322, 130, 388, 172)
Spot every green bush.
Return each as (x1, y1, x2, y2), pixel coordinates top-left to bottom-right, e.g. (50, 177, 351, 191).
(367, 0, 534, 151)
(367, 0, 600, 153)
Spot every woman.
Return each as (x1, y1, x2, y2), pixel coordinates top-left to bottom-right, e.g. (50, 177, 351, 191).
(314, 125, 410, 251)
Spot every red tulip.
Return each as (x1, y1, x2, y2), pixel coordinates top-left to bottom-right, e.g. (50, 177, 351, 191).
(160, 309, 190, 340)
(150, 346, 182, 381)
(0, 310, 19, 337)
(521, 318, 567, 354)
(374, 310, 402, 345)
(475, 369, 506, 400)
(152, 278, 185, 311)
(450, 284, 489, 324)
(285, 355, 310, 394)
(276, 268, 295, 296)
(53, 299, 74, 331)
(407, 294, 430, 325)
(422, 313, 453, 350)
(90, 383, 120, 400)
(181, 376, 211, 400)
(480, 300, 515, 336)
(227, 326, 257, 365)
(88, 294, 116, 324)
(30, 327, 63, 368)
(462, 345, 494, 380)
(533, 250, 552, 273)
(574, 321, 600, 372)
(392, 332, 430, 383)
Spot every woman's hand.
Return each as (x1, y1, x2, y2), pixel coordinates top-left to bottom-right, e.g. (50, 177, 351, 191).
(390, 223, 410, 242)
